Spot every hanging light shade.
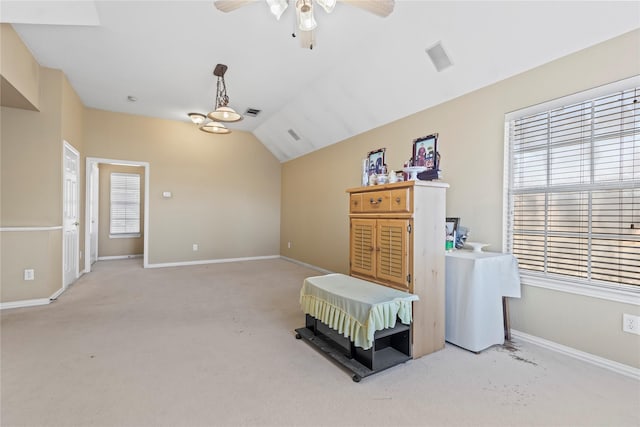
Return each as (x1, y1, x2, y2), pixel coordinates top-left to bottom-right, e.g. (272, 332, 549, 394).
(208, 106, 242, 122)
(296, 0, 317, 31)
(188, 112, 207, 125)
(200, 121, 230, 134)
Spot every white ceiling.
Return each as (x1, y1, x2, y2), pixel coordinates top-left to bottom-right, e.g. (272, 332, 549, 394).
(3, 1, 639, 162)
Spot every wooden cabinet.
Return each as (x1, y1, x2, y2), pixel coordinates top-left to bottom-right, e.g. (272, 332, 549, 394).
(347, 181, 448, 358)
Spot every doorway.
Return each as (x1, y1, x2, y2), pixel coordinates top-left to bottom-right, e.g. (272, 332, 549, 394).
(84, 157, 150, 273)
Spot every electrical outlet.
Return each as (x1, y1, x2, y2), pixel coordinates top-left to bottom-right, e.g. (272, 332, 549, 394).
(622, 314, 640, 335)
(24, 269, 35, 281)
(288, 241, 291, 249)
(192, 244, 198, 251)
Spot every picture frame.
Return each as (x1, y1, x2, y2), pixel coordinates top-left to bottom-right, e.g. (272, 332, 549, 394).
(367, 148, 386, 175)
(445, 217, 459, 237)
(412, 133, 438, 171)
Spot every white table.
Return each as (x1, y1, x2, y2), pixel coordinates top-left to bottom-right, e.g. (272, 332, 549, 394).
(445, 250, 521, 352)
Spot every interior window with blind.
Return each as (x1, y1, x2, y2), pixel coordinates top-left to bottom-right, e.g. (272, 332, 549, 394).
(505, 85, 639, 289)
(110, 173, 140, 237)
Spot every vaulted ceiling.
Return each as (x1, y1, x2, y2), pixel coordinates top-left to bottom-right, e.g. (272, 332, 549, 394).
(3, 1, 639, 162)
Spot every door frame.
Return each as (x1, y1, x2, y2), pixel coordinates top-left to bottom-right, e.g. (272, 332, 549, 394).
(63, 141, 80, 288)
(84, 157, 150, 273)
(89, 162, 99, 265)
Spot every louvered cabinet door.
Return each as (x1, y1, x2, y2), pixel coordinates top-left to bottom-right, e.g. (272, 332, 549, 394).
(350, 218, 376, 278)
(376, 219, 410, 290)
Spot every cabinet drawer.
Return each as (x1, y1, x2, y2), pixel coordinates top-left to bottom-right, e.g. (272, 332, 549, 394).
(350, 194, 363, 213)
(360, 188, 411, 213)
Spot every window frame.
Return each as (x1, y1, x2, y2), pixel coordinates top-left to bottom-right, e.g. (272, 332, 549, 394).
(503, 76, 640, 305)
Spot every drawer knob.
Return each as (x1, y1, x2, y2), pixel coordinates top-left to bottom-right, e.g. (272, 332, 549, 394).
(396, 197, 401, 203)
(369, 197, 383, 204)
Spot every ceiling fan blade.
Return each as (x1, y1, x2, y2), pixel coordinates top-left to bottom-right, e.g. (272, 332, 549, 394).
(340, 0, 394, 17)
(298, 30, 315, 49)
(213, 0, 258, 13)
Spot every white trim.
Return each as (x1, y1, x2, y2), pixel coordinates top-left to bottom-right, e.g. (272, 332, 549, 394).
(49, 287, 66, 301)
(511, 330, 640, 380)
(0, 298, 50, 310)
(0, 226, 63, 232)
(97, 254, 143, 261)
(85, 157, 150, 273)
(280, 256, 334, 274)
(521, 274, 640, 306)
(109, 233, 141, 239)
(145, 255, 280, 269)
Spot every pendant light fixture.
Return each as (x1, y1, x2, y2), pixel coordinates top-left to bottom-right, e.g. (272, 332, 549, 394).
(208, 63, 243, 123)
(187, 63, 241, 134)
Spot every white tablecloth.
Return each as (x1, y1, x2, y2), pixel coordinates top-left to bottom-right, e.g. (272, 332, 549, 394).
(300, 274, 418, 350)
(445, 250, 521, 352)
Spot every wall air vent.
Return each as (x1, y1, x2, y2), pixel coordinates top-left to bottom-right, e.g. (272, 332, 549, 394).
(287, 129, 301, 141)
(244, 108, 261, 117)
(426, 41, 453, 72)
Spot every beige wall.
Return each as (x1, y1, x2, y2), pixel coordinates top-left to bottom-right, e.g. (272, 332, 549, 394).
(1, 25, 85, 303)
(1, 68, 66, 302)
(280, 29, 640, 368)
(84, 109, 281, 265)
(98, 164, 144, 257)
(0, 24, 40, 110)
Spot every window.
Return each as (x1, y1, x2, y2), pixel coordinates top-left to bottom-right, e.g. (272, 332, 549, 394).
(505, 84, 639, 289)
(110, 173, 140, 236)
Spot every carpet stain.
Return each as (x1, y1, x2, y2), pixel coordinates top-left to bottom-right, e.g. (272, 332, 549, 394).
(499, 341, 538, 366)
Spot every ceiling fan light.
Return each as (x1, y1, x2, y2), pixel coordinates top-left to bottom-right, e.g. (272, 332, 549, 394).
(266, 0, 288, 19)
(315, 0, 336, 13)
(208, 106, 243, 122)
(188, 112, 207, 125)
(200, 121, 231, 134)
(296, 1, 317, 31)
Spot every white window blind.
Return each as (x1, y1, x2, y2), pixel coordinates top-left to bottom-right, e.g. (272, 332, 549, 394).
(110, 173, 140, 235)
(506, 87, 640, 287)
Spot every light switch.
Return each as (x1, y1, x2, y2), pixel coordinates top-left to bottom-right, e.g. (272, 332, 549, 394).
(162, 191, 172, 198)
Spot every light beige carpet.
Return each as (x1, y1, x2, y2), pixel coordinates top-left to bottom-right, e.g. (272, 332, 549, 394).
(1, 258, 638, 426)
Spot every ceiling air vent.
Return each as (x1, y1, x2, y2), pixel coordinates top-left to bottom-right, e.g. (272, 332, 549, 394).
(426, 41, 453, 72)
(287, 129, 301, 141)
(244, 108, 261, 117)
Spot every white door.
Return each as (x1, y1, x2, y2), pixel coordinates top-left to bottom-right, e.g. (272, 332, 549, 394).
(63, 142, 80, 288)
(89, 162, 99, 264)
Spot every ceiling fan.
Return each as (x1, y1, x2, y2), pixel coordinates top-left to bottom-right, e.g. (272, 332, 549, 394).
(213, 0, 395, 49)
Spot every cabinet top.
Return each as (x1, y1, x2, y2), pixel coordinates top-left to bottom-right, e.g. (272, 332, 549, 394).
(346, 180, 449, 194)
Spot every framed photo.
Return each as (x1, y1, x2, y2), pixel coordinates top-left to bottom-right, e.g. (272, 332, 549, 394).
(412, 133, 438, 171)
(367, 148, 386, 175)
(445, 217, 459, 237)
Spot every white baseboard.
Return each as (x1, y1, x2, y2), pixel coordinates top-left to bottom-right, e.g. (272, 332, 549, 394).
(511, 329, 640, 380)
(280, 256, 334, 274)
(145, 255, 280, 269)
(0, 298, 50, 310)
(97, 254, 143, 261)
(49, 287, 65, 300)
